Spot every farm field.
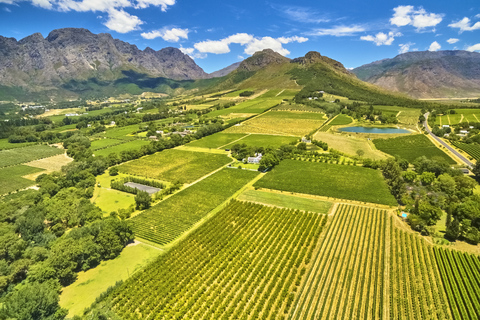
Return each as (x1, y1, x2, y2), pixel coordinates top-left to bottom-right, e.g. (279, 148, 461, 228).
(103, 124, 140, 140)
(238, 189, 332, 213)
(117, 149, 231, 184)
(0, 165, 44, 194)
(373, 134, 456, 164)
(274, 104, 324, 113)
(24, 154, 73, 172)
(131, 168, 259, 245)
(0, 144, 64, 168)
(374, 106, 421, 125)
(224, 134, 298, 149)
(254, 159, 397, 206)
(93, 140, 150, 157)
(59, 243, 162, 317)
(90, 138, 124, 150)
(186, 133, 248, 149)
(208, 99, 282, 117)
(451, 141, 480, 161)
(0, 139, 35, 150)
(435, 109, 480, 126)
(329, 114, 353, 126)
(225, 111, 326, 136)
(313, 132, 387, 160)
(98, 201, 327, 318)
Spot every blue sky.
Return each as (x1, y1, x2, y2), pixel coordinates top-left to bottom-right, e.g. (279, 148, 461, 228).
(1, 0, 480, 73)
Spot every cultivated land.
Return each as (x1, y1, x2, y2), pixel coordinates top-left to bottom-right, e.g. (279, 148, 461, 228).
(223, 134, 298, 149)
(59, 243, 162, 317)
(313, 132, 387, 160)
(24, 153, 73, 172)
(117, 149, 231, 184)
(254, 159, 397, 206)
(451, 141, 480, 161)
(435, 109, 480, 126)
(0, 138, 35, 150)
(0, 165, 44, 194)
(0, 144, 63, 168)
(207, 99, 282, 118)
(92, 140, 150, 157)
(186, 133, 248, 149)
(225, 111, 326, 136)
(90, 138, 125, 150)
(238, 189, 333, 213)
(131, 168, 259, 245)
(98, 201, 327, 319)
(373, 134, 456, 164)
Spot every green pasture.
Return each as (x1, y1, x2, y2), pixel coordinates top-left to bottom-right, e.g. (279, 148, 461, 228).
(0, 165, 44, 194)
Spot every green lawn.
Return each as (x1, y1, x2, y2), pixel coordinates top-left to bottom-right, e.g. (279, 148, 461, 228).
(59, 243, 162, 317)
(254, 159, 397, 206)
(131, 168, 259, 245)
(93, 140, 150, 157)
(238, 189, 333, 213)
(224, 134, 298, 149)
(0, 165, 44, 194)
(116, 149, 232, 184)
(373, 134, 456, 164)
(186, 133, 248, 149)
(0, 145, 64, 168)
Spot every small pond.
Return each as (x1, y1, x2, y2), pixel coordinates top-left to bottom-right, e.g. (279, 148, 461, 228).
(339, 126, 410, 134)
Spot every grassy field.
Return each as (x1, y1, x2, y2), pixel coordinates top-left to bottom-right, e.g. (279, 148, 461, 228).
(97, 201, 326, 319)
(208, 99, 282, 117)
(25, 154, 73, 172)
(0, 145, 64, 168)
(238, 189, 332, 213)
(0, 139, 35, 150)
(224, 134, 298, 149)
(329, 114, 353, 126)
(313, 132, 387, 160)
(373, 134, 456, 164)
(131, 168, 259, 245)
(59, 243, 162, 317)
(103, 124, 141, 140)
(117, 149, 231, 184)
(374, 106, 421, 125)
(435, 109, 480, 126)
(186, 133, 248, 149)
(254, 160, 397, 206)
(0, 165, 44, 194)
(93, 140, 150, 157)
(90, 138, 125, 150)
(225, 111, 326, 136)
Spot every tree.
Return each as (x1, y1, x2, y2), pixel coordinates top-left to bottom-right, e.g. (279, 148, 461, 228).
(402, 170, 417, 183)
(135, 191, 151, 210)
(419, 172, 436, 186)
(109, 167, 119, 176)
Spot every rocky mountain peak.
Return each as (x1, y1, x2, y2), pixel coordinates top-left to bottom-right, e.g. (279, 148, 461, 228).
(237, 49, 290, 72)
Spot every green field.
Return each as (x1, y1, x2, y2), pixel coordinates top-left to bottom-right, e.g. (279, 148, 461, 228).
(90, 138, 124, 150)
(329, 114, 353, 126)
(0, 145, 64, 168)
(224, 134, 298, 149)
(59, 243, 162, 317)
(117, 149, 231, 184)
(131, 168, 259, 245)
(435, 109, 480, 126)
(254, 159, 397, 206)
(452, 141, 480, 161)
(187, 133, 248, 149)
(238, 189, 332, 213)
(207, 99, 281, 117)
(96, 201, 326, 318)
(103, 124, 141, 140)
(373, 134, 456, 164)
(0, 139, 35, 150)
(313, 132, 387, 160)
(0, 165, 44, 194)
(93, 140, 150, 157)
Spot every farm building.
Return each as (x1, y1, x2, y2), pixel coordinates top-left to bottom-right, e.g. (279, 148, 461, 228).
(247, 153, 263, 164)
(442, 125, 450, 128)
(302, 137, 311, 143)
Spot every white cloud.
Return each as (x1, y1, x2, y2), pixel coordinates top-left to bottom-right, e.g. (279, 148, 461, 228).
(466, 44, 480, 52)
(390, 5, 443, 31)
(448, 17, 480, 33)
(398, 42, 415, 54)
(428, 41, 441, 51)
(193, 33, 308, 56)
(278, 5, 330, 24)
(360, 31, 401, 46)
(141, 28, 189, 42)
(0, 0, 176, 33)
(447, 38, 459, 44)
(237, 55, 244, 60)
(476, 14, 480, 19)
(307, 25, 365, 37)
(104, 8, 142, 33)
(179, 47, 194, 55)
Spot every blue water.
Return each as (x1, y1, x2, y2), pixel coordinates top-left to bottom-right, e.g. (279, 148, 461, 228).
(339, 126, 410, 134)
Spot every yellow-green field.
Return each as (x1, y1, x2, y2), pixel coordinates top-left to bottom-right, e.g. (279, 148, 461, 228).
(24, 154, 73, 172)
(313, 132, 388, 160)
(59, 243, 162, 317)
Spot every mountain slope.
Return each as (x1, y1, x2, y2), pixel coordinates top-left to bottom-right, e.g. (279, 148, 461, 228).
(353, 50, 480, 99)
(208, 62, 241, 78)
(0, 28, 208, 100)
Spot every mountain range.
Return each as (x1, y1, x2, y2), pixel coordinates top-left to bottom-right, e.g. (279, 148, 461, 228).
(353, 50, 480, 99)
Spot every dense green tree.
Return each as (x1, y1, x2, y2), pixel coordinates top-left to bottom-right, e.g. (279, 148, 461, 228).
(135, 191, 151, 210)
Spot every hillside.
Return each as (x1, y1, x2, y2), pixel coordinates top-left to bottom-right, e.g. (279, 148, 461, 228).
(353, 50, 480, 99)
(0, 28, 209, 100)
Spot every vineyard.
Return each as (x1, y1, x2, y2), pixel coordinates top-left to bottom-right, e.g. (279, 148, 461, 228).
(451, 141, 480, 161)
(131, 168, 258, 245)
(0, 144, 63, 168)
(434, 247, 480, 319)
(0, 165, 44, 194)
(186, 133, 247, 149)
(92, 140, 150, 157)
(103, 200, 328, 319)
(223, 134, 298, 149)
